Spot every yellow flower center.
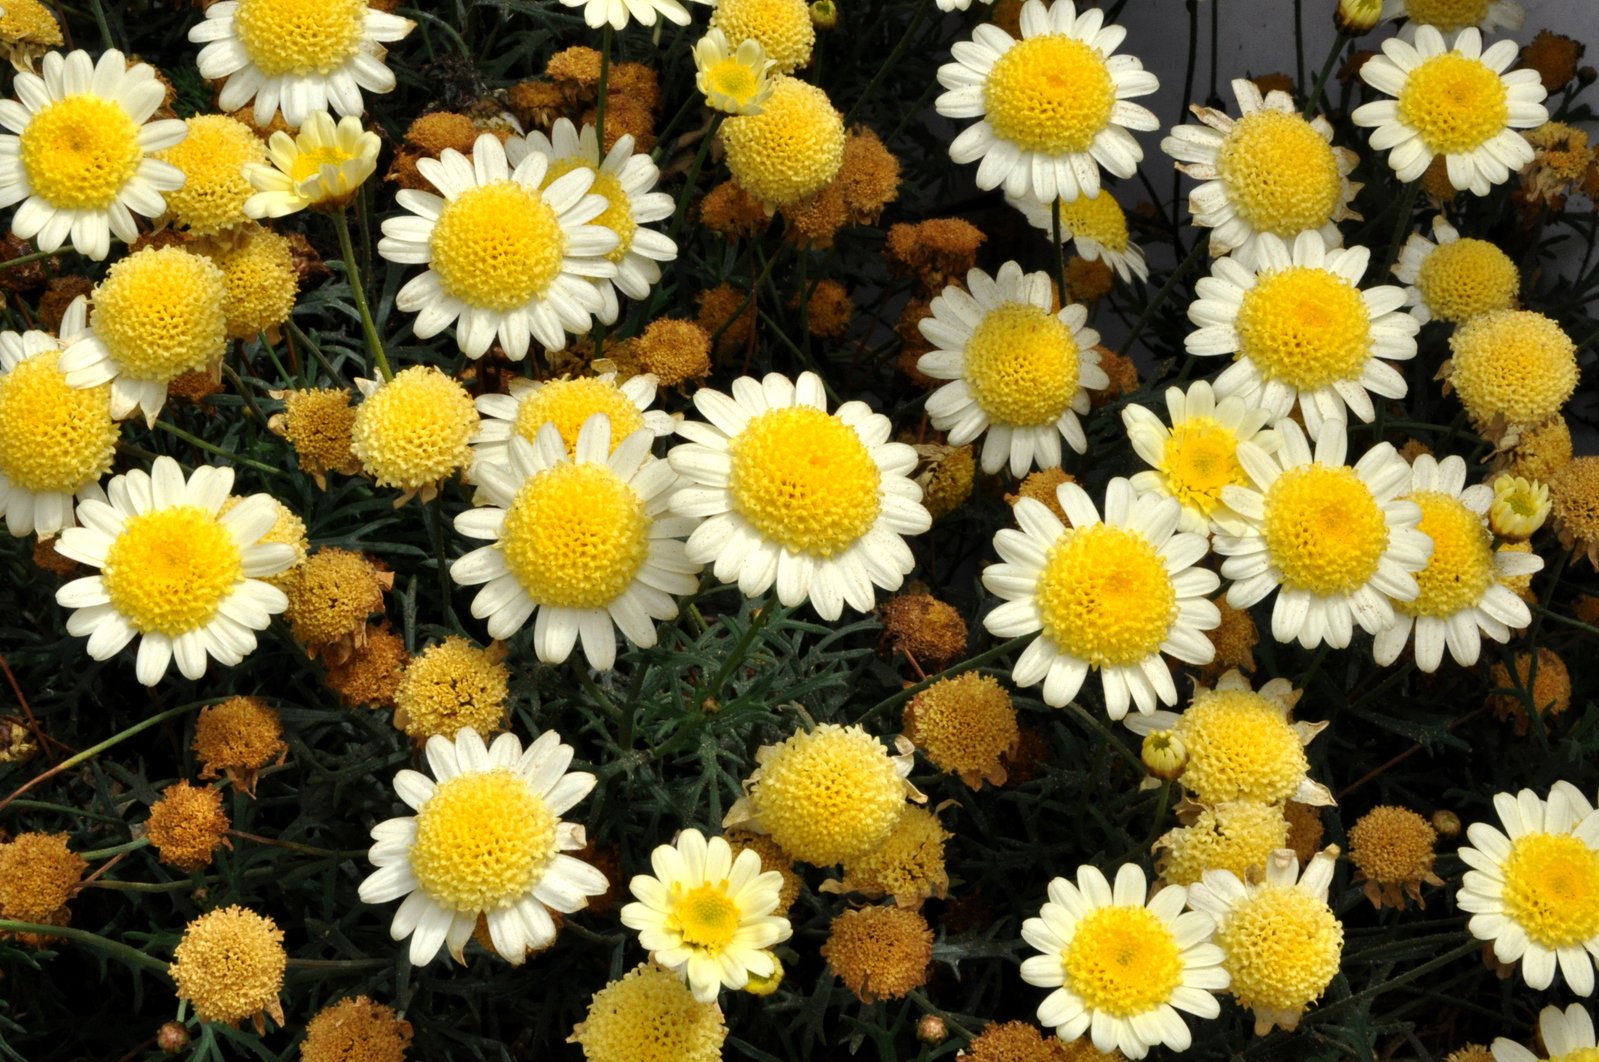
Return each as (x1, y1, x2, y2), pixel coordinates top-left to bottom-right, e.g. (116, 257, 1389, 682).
(1414, 238, 1518, 324)
(500, 462, 650, 610)
(1263, 464, 1388, 596)
(102, 506, 242, 636)
(749, 724, 906, 866)
(0, 351, 117, 494)
(408, 769, 557, 912)
(708, 58, 760, 107)
(1235, 266, 1372, 391)
(1217, 884, 1343, 1012)
(1036, 524, 1176, 668)
(1175, 689, 1308, 805)
(1159, 417, 1245, 517)
(727, 406, 881, 557)
(288, 144, 355, 186)
(232, 0, 366, 77)
(1551, 1050, 1599, 1062)
(350, 366, 477, 492)
(963, 303, 1080, 428)
(669, 881, 741, 951)
(1214, 109, 1343, 237)
(1398, 491, 1494, 617)
(17, 94, 142, 210)
(1499, 832, 1599, 950)
(92, 247, 228, 382)
(430, 181, 565, 312)
(983, 35, 1116, 154)
(1397, 53, 1509, 155)
(1061, 905, 1183, 1018)
(546, 160, 635, 263)
(1057, 193, 1130, 252)
(512, 378, 647, 456)
(1403, 0, 1489, 31)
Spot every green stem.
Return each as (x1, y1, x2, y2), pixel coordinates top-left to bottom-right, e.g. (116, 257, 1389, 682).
(87, 0, 117, 51)
(595, 25, 612, 162)
(399, 7, 471, 58)
(701, 602, 771, 709)
(1379, 182, 1421, 277)
(226, 830, 364, 859)
(665, 113, 726, 249)
(857, 635, 1033, 727)
(842, 1, 930, 128)
(330, 210, 392, 382)
(155, 421, 287, 479)
(80, 836, 150, 860)
(1141, 779, 1173, 849)
(1116, 238, 1208, 357)
(1051, 198, 1068, 307)
(0, 920, 169, 976)
(1305, 31, 1351, 118)
(1063, 699, 1144, 773)
(0, 249, 53, 272)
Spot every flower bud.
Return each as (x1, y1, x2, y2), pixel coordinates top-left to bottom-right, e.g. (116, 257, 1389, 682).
(917, 1014, 947, 1044)
(1141, 730, 1187, 782)
(744, 953, 784, 995)
(157, 1023, 190, 1054)
(810, 0, 838, 29)
(1431, 810, 1462, 838)
(1335, 0, 1381, 34)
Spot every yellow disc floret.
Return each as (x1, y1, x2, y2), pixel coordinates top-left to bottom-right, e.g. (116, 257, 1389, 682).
(983, 36, 1115, 154)
(572, 963, 728, 1062)
(512, 378, 646, 456)
(1160, 416, 1245, 517)
(1415, 238, 1518, 323)
(1235, 267, 1371, 390)
(547, 161, 636, 262)
(1399, 492, 1493, 617)
(168, 906, 286, 1027)
(748, 723, 906, 865)
(394, 637, 510, 742)
(1174, 688, 1309, 805)
(351, 366, 477, 493)
(0, 350, 117, 494)
(963, 303, 1081, 427)
(1216, 110, 1343, 236)
(720, 78, 845, 207)
(18, 94, 141, 210)
(430, 182, 565, 311)
(102, 507, 241, 636)
(1036, 524, 1177, 668)
(1061, 905, 1182, 1017)
(1403, 0, 1491, 32)
(727, 406, 881, 557)
(0, 0, 64, 53)
(1159, 801, 1290, 885)
(1398, 54, 1508, 154)
(837, 806, 951, 905)
(1448, 310, 1578, 429)
(409, 769, 558, 912)
(232, 0, 366, 77)
(709, 0, 814, 75)
(500, 463, 649, 609)
(200, 223, 299, 340)
(91, 247, 227, 382)
(1216, 885, 1343, 1013)
(1499, 832, 1599, 949)
(156, 115, 268, 236)
(1262, 464, 1387, 596)
(1058, 191, 1131, 252)
(669, 883, 742, 950)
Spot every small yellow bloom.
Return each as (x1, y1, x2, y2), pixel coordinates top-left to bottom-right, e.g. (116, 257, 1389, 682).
(244, 112, 379, 217)
(693, 29, 777, 115)
(1490, 474, 1550, 540)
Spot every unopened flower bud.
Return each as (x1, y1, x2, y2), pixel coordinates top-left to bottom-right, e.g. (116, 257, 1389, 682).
(158, 1023, 190, 1054)
(917, 1014, 947, 1044)
(1335, 0, 1381, 34)
(745, 953, 784, 995)
(1431, 810, 1462, 838)
(810, 0, 838, 29)
(1141, 730, 1187, 781)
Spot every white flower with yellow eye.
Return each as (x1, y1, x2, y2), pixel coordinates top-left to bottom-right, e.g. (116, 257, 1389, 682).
(692, 29, 777, 116)
(1380, 0, 1524, 34)
(1008, 189, 1148, 282)
(1391, 216, 1519, 325)
(1492, 1003, 1597, 1062)
(471, 372, 675, 477)
(561, 0, 711, 31)
(243, 112, 380, 218)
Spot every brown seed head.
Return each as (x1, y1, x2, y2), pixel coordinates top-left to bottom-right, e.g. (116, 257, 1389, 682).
(821, 905, 933, 1002)
(147, 781, 231, 873)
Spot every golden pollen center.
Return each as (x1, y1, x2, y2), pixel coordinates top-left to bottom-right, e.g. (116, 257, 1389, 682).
(18, 94, 142, 210)
(102, 506, 243, 636)
(1415, 238, 1518, 324)
(1404, 0, 1490, 32)
(409, 769, 557, 912)
(1235, 266, 1372, 390)
(1057, 193, 1130, 251)
(1036, 523, 1177, 668)
(669, 882, 741, 951)
(430, 181, 566, 312)
(1399, 492, 1494, 617)
(727, 406, 881, 557)
(1262, 464, 1388, 596)
(1215, 109, 1343, 236)
(499, 462, 650, 610)
(1061, 905, 1184, 1017)
(288, 145, 355, 186)
(984, 35, 1116, 154)
(1397, 53, 1509, 155)
(513, 378, 647, 456)
(710, 59, 758, 102)
(963, 302, 1080, 427)
(1217, 885, 1343, 1011)
(0, 351, 117, 493)
(1176, 691, 1308, 805)
(232, 0, 366, 77)
(1160, 417, 1244, 516)
(1499, 832, 1599, 950)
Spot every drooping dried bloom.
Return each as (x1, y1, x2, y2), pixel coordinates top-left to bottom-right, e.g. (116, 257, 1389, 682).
(1521, 30, 1584, 92)
(836, 128, 900, 224)
(904, 672, 1019, 788)
(0, 832, 84, 927)
(1284, 801, 1326, 866)
(193, 696, 287, 795)
(1488, 648, 1572, 734)
(570, 962, 727, 1062)
(700, 180, 771, 241)
(618, 318, 711, 388)
(885, 219, 985, 293)
(828, 806, 951, 908)
(880, 591, 969, 672)
(800, 278, 853, 339)
(301, 996, 413, 1062)
(146, 781, 231, 873)
(1348, 806, 1444, 909)
(387, 111, 479, 190)
(697, 283, 756, 356)
(1522, 122, 1592, 203)
(282, 548, 391, 660)
(821, 905, 933, 1002)
(964, 1020, 1125, 1060)
(269, 388, 361, 489)
(392, 637, 510, 743)
(1203, 597, 1260, 678)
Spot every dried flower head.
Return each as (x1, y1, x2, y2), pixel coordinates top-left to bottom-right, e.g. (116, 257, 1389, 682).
(700, 180, 771, 240)
(1157, 800, 1290, 886)
(799, 277, 853, 339)
(282, 548, 391, 660)
(301, 996, 413, 1062)
(1488, 647, 1572, 734)
(1348, 806, 1444, 909)
(1088, 347, 1139, 408)
(388, 111, 479, 190)
(1521, 31, 1584, 92)
(880, 591, 969, 672)
(821, 905, 934, 1002)
(194, 696, 287, 795)
(0, 0, 63, 71)
(1550, 456, 1599, 568)
(0, 832, 84, 927)
(697, 283, 756, 356)
(1284, 801, 1326, 866)
(1501, 414, 1572, 484)
(146, 781, 231, 873)
(1203, 597, 1260, 678)
(964, 1020, 1125, 1060)
(885, 218, 985, 293)
(168, 906, 286, 1032)
(915, 443, 976, 521)
(269, 387, 361, 489)
(1522, 121, 1593, 203)
(904, 672, 1019, 788)
(1006, 468, 1075, 527)
(827, 806, 952, 907)
(392, 636, 510, 743)
(836, 128, 900, 224)
(619, 318, 711, 388)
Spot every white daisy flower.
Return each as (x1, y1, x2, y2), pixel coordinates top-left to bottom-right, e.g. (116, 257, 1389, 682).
(450, 414, 699, 672)
(983, 477, 1220, 719)
(936, 0, 996, 10)
(620, 828, 792, 1002)
(188, 0, 415, 128)
(0, 49, 185, 261)
(1459, 781, 1599, 996)
(935, 0, 1159, 203)
(1121, 380, 1280, 536)
(510, 120, 677, 327)
(692, 28, 778, 116)
(242, 111, 380, 218)
(1161, 78, 1361, 270)
(561, 0, 710, 31)
(1373, 453, 1541, 672)
(668, 371, 931, 621)
(52, 456, 295, 686)
(1007, 188, 1148, 282)
(0, 298, 119, 539)
(1493, 1003, 1597, 1062)
(357, 727, 608, 966)
(916, 261, 1109, 477)
(377, 133, 619, 361)
(1185, 230, 1420, 441)
(1020, 862, 1228, 1059)
(1352, 26, 1547, 196)
(1214, 419, 1432, 650)
(1391, 215, 1519, 325)
(1381, 0, 1524, 34)
(471, 371, 675, 476)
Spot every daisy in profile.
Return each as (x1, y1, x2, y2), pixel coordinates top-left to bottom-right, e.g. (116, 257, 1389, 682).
(1352, 27, 1546, 195)
(982, 477, 1219, 718)
(0, 300, 118, 539)
(561, 0, 709, 31)
(1121, 381, 1279, 536)
(668, 371, 930, 621)
(935, 0, 1159, 203)
(1459, 781, 1599, 995)
(451, 415, 699, 671)
(52, 457, 295, 685)
(620, 828, 791, 1002)
(1161, 78, 1360, 269)
(1493, 1004, 1597, 1062)
(188, 0, 415, 127)
(1391, 216, 1519, 325)
(0, 49, 185, 261)
(1381, 0, 1524, 34)
(1373, 454, 1541, 672)
(471, 371, 675, 474)
(1007, 189, 1148, 282)
(378, 133, 618, 360)
(1020, 861, 1227, 1058)
(1185, 230, 1419, 440)
(1215, 421, 1430, 649)
(916, 261, 1109, 477)
(510, 120, 676, 327)
(243, 112, 381, 217)
(358, 727, 608, 966)
(692, 29, 777, 116)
